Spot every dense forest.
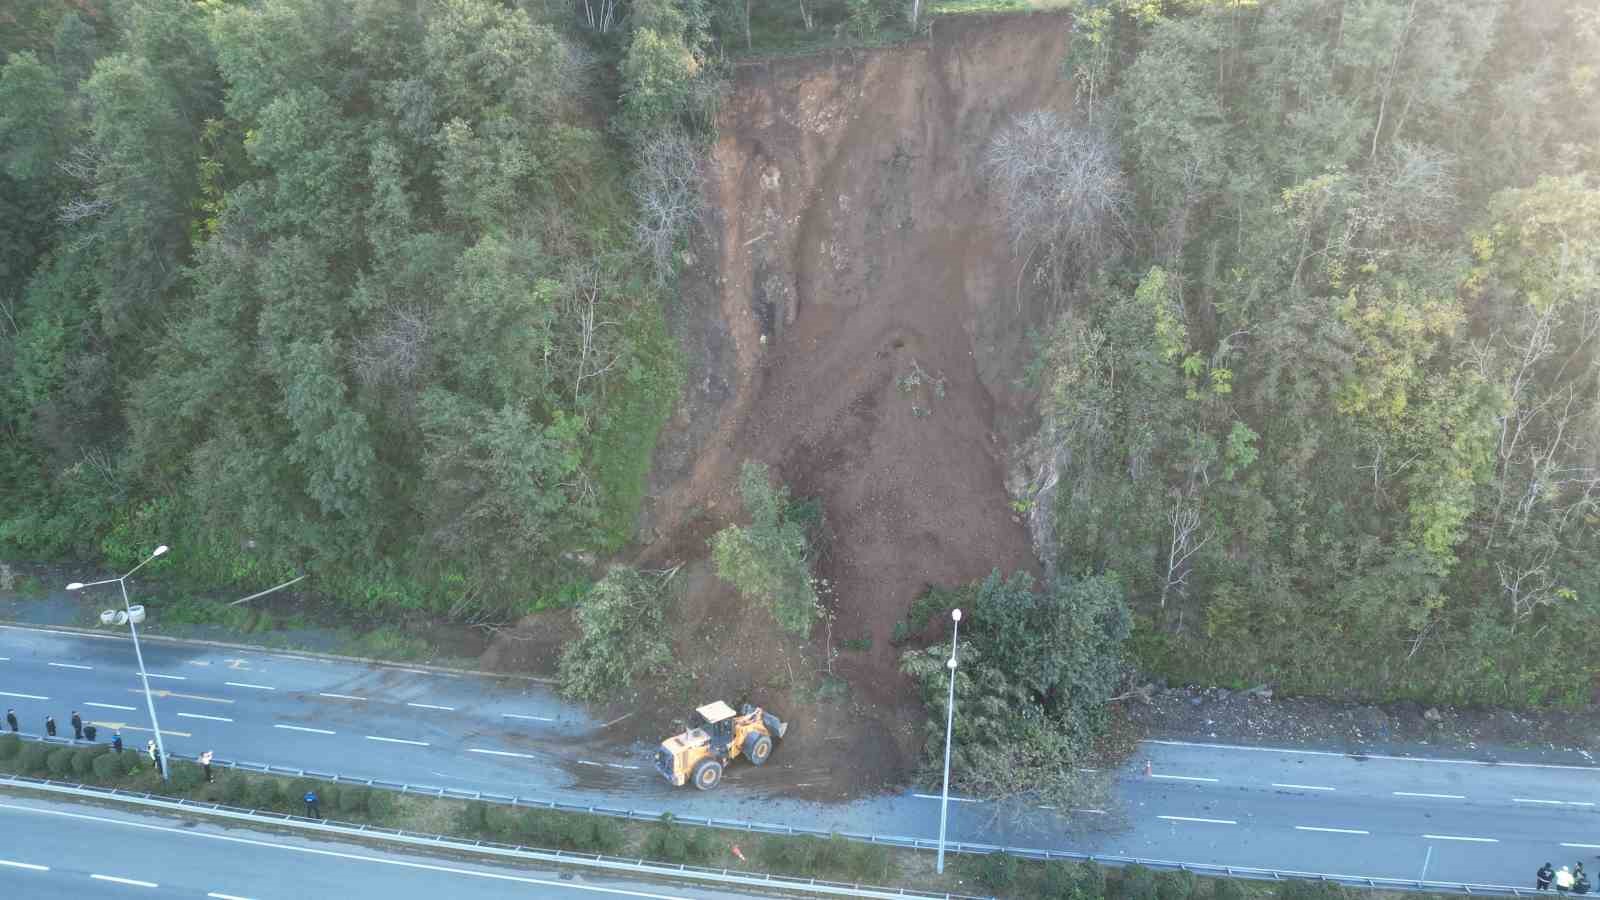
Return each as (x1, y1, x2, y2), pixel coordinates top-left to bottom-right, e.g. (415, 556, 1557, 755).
(1017, 0, 1600, 707)
(3, 0, 1598, 723)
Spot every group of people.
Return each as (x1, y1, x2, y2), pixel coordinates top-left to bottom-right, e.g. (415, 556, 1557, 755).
(6, 706, 217, 782)
(1539, 861, 1594, 893)
(8, 707, 116, 749)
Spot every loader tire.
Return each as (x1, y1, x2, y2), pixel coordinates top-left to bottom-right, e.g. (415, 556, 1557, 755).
(692, 758, 723, 791)
(745, 733, 773, 766)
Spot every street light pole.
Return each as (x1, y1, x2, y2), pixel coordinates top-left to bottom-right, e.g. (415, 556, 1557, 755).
(67, 545, 169, 781)
(935, 607, 962, 875)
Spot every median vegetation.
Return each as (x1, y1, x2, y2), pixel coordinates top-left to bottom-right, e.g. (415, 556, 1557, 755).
(0, 733, 1487, 900)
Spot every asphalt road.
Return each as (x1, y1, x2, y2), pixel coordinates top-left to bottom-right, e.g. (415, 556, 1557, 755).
(4, 622, 1595, 887)
(0, 795, 779, 899)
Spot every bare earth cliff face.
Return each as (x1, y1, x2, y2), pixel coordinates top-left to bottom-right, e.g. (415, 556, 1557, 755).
(634, 13, 1073, 794)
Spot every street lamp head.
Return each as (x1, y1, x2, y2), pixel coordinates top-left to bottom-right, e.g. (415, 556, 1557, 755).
(152, 545, 169, 558)
(946, 656, 958, 671)
(66, 582, 85, 591)
(951, 608, 961, 622)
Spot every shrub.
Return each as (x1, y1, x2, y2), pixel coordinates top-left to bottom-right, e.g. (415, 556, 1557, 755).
(1276, 883, 1349, 900)
(337, 785, 369, 815)
(70, 747, 99, 777)
(248, 778, 281, 810)
(1118, 865, 1158, 900)
(219, 773, 248, 805)
(1156, 870, 1197, 900)
(1212, 879, 1245, 900)
(557, 567, 674, 703)
(642, 815, 717, 864)
(484, 803, 522, 837)
(0, 733, 20, 760)
(46, 747, 74, 776)
(92, 751, 122, 781)
(460, 800, 490, 833)
(367, 789, 398, 819)
(19, 742, 51, 773)
(974, 851, 1020, 891)
(169, 760, 204, 791)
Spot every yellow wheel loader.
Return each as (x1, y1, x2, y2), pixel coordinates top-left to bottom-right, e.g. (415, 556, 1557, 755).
(654, 701, 787, 790)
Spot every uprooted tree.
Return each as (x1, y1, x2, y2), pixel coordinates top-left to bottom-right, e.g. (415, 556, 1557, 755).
(710, 461, 824, 637)
(558, 565, 678, 703)
(901, 569, 1131, 813)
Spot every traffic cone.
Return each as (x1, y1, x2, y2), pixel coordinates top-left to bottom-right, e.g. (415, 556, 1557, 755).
(731, 844, 747, 863)
(1144, 759, 1153, 776)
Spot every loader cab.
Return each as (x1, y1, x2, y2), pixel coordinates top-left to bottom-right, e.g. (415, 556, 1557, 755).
(693, 701, 737, 755)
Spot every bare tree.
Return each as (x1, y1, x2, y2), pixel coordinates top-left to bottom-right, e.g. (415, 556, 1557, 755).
(578, 0, 619, 33)
(56, 145, 116, 225)
(565, 265, 621, 399)
(1160, 491, 1211, 610)
(352, 306, 432, 390)
(984, 110, 1130, 310)
(631, 129, 708, 285)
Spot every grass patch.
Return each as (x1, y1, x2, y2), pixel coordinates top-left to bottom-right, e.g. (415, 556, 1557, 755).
(339, 625, 432, 662)
(591, 301, 683, 552)
(840, 635, 873, 652)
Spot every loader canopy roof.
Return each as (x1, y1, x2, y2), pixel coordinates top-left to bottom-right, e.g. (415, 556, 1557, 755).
(695, 701, 737, 723)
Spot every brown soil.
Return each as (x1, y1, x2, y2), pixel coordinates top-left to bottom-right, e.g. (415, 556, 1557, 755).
(481, 12, 1077, 800)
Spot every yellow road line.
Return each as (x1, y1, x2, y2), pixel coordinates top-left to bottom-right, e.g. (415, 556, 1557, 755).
(87, 721, 192, 738)
(128, 688, 234, 705)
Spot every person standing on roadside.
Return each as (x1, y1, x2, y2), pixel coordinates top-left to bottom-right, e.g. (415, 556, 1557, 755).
(44, 715, 55, 737)
(304, 789, 319, 818)
(147, 739, 163, 777)
(1558, 865, 1575, 893)
(70, 710, 83, 740)
(5, 708, 16, 732)
(199, 750, 214, 783)
(1542, 863, 1558, 890)
(112, 732, 123, 753)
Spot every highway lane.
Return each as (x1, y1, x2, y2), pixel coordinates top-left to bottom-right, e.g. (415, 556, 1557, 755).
(0, 795, 778, 899)
(4, 623, 1596, 886)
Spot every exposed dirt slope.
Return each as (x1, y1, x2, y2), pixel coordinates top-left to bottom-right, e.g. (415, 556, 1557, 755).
(489, 12, 1076, 799)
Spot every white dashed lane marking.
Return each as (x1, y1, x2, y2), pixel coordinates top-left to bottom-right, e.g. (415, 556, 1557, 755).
(1152, 774, 1219, 783)
(85, 702, 137, 711)
(1423, 834, 1497, 843)
(1295, 826, 1369, 835)
(502, 713, 553, 722)
(467, 748, 535, 759)
(48, 662, 92, 670)
(366, 735, 428, 746)
(406, 702, 454, 711)
(1394, 792, 1466, 800)
(275, 724, 336, 735)
(0, 859, 48, 872)
(1158, 816, 1236, 825)
(912, 793, 981, 803)
(223, 681, 275, 691)
(144, 673, 185, 681)
(318, 693, 365, 701)
(0, 691, 48, 700)
(1516, 798, 1595, 807)
(91, 874, 159, 888)
(1273, 783, 1335, 791)
(178, 713, 234, 723)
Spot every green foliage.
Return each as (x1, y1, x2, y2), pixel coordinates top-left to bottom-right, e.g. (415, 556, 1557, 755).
(558, 566, 676, 703)
(755, 833, 892, 883)
(1022, 0, 1600, 710)
(337, 785, 369, 815)
(70, 746, 99, 777)
(901, 569, 1128, 806)
(247, 777, 282, 810)
(18, 742, 50, 774)
(367, 788, 398, 818)
(45, 747, 73, 776)
(1117, 865, 1158, 900)
(973, 852, 1020, 890)
(91, 750, 121, 781)
(1156, 869, 1198, 900)
(0, 734, 18, 760)
(0, 0, 689, 622)
(641, 813, 719, 864)
(1211, 878, 1245, 900)
(711, 461, 823, 636)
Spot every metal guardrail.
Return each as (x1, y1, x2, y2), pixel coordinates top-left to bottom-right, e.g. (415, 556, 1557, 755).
(0, 731, 1539, 897)
(0, 766, 985, 900)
